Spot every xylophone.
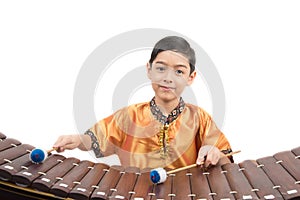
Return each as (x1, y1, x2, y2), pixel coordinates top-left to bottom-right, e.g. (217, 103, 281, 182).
(150, 150, 241, 184)
(0, 131, 300, 200)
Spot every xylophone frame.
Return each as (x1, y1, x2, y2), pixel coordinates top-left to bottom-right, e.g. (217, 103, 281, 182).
(0, 132, 300, 200)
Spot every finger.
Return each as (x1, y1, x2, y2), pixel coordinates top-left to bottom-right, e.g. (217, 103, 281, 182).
(204, 153, 214, 168)
(54, 140, 77, 152)
(206, 150, 220, 166)
(53, 136, 67, 148)
(196, 155, 205, 165)
(211, 153, 220, 165)
(204, 151, 215, 167)
(53, 136, 74, 150)
(55, 147, 65, 153)
(197, 153, 208, 165)
(197, 148, 209, 164)
(63, 143, 79, 150)
(210, 157, 218, 165)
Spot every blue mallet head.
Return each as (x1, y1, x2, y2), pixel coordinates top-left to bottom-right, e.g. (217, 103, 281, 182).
(29, 148, 48, 164)
(150, 167, 167, 184)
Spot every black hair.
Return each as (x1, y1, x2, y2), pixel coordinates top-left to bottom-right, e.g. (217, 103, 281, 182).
(149, 36, 196, 74)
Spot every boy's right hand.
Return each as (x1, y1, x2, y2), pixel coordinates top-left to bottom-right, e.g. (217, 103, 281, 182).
(53, 134, 91, 152)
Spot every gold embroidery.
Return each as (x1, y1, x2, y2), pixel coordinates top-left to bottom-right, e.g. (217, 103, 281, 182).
(159, 124, 169, 159)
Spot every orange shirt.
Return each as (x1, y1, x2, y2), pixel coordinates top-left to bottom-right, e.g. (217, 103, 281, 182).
(87, 99, 232, 169)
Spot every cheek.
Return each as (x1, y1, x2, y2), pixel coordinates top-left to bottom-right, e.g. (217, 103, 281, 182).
(174, 77, 189, 86)
(173, 78, 189, 93)
(151, 82, 158, 88)
(149, 73, 164, 83)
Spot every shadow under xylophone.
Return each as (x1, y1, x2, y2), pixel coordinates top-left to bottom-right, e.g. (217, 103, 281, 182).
(0, 132, 300, 200)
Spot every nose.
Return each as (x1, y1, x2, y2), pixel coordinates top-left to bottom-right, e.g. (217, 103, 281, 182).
(163, 69, 173, 83)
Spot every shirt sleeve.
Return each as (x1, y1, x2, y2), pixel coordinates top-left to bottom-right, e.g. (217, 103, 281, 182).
(84, 109, 126, 158)
(199, 108, 234, 162)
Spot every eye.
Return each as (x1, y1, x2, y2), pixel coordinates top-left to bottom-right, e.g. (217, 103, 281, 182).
(175, 69, 184, 75)
(155, 66, 166, 72)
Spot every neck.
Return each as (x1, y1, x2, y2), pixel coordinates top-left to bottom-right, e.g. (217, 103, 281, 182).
(155, 97, 180, 115)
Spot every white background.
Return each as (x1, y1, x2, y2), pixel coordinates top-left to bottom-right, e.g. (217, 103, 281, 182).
(0, 1, 299, 165)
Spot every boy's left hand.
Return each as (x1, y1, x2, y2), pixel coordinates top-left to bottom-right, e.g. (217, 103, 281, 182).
(196, 145, 223, 168)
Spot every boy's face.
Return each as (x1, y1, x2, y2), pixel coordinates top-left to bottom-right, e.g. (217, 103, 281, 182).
(147, 50, 196, 104)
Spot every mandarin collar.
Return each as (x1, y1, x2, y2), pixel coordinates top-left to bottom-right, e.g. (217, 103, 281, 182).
(150, 97, 185, 124)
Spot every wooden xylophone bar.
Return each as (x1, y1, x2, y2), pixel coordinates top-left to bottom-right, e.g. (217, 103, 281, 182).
(0, 131, 300, 200)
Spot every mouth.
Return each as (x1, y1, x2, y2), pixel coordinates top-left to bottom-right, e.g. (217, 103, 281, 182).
(159, 85, 176, 91)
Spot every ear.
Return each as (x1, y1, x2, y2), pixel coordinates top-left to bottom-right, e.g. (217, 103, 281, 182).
(187, 71, 196, 86)
(146, 62, 152, 80)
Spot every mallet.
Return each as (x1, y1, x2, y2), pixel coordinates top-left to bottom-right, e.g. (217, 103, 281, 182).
(29, 147, 57, 164)
(150, 150, 241, 184)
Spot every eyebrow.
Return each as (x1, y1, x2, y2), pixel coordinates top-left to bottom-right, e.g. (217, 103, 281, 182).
(154, 61, 188, 69)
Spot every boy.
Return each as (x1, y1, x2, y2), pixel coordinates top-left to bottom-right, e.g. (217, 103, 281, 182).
(53, 36, 233, 170)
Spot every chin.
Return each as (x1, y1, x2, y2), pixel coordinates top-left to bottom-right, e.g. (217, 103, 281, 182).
(157, 93, 178, 103)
